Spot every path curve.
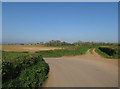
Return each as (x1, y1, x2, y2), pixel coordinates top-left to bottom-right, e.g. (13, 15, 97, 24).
(42, 49, 118, 87)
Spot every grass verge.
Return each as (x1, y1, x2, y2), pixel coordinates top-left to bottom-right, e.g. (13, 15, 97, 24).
(35, 46, 91, 57)
(89, 48, 94, 54)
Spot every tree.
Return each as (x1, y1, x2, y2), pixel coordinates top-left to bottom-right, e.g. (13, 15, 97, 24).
(40, 42, 44, 45)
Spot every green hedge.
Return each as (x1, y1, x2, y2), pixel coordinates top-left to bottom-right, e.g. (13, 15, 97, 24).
(2, 51, 49, 88)
(98, 47, 116, 56)
(2, 55, 41, 83)
(95, 47, 118, 59)
(3, 59, 49, 88)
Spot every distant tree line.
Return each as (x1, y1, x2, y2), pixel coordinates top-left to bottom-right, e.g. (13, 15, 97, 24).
(40, 40, 119, 47)
(44, 40, 74, 46)
(13, 40, 119, 46)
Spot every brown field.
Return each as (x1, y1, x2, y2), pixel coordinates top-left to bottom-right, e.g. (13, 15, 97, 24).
(1, 45, 62, 53)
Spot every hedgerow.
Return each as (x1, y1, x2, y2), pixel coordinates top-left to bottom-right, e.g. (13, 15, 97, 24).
(2, 51, 49, 88)
(98, 47, 116, 56)
(95, 46, 119, 59)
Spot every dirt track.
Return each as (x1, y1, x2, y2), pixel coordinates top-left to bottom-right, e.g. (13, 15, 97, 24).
(42, 49, 118, 87)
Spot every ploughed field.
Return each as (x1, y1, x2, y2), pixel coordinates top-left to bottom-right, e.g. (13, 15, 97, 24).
(2, 45, 62, 53)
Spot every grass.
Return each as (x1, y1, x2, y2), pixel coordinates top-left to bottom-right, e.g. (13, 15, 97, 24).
(89, 48, 94, 54)
(2, 51, 29, 62)
(35, 46, 91, 57)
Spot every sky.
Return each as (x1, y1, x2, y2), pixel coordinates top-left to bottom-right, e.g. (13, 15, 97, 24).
(2, 2, 118, 44)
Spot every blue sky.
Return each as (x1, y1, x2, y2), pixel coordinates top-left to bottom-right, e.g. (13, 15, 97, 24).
(2, 2, 118, 43)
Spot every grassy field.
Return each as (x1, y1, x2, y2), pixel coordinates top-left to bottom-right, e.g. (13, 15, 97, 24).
(2, 45, 92, 57)
(35, 46, 91, 57)
(2, 45, 119, 59)
(2, 45, 62, 53)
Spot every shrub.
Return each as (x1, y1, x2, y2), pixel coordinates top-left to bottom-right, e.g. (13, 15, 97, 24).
(2, 51, 49, 88)
(3, 59, 49, 88)
(98, 47, 116, 56)
(2, 55, 43, 83)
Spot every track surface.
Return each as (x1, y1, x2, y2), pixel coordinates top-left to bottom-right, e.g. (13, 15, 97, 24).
(42, 49, 118, 87)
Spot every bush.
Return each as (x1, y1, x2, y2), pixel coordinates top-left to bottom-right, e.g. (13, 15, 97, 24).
(98, 47, 116, 56)
(2, 55, 43, 83)
(2, 51, 49, 88)
(3, 59, 49, 88)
